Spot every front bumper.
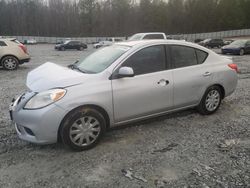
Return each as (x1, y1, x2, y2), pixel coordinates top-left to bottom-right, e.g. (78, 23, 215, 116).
(10, 92, 66, 144)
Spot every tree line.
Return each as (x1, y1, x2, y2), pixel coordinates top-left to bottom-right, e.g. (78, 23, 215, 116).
(0, 0, 250, 37)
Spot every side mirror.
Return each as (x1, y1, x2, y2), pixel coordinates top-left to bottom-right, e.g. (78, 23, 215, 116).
(118, 67, 134, 78)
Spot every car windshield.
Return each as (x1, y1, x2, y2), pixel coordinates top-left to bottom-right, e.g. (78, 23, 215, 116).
(203, 39, 211, 43)
(76, 45, 130, 73)
(129, 34, 143, 41)
(230, 40, 247, 46)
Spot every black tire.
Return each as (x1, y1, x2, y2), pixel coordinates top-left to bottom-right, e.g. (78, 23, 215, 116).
(239, 49, 244, 56)
(60, 107, 106, 151)
(197, 86, 222, 115)
(79, 46, 84, 51)
(1, 56, 19, 70)
(60, 47, 65, 51)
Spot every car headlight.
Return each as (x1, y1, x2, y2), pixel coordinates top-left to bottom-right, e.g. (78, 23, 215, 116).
(24, 89, 66, 109)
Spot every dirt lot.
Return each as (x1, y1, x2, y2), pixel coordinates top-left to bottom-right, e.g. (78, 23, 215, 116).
(0, 44, 250, 188)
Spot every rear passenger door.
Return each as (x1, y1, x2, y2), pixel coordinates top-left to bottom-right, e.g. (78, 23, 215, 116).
(168, 45, 214, 108)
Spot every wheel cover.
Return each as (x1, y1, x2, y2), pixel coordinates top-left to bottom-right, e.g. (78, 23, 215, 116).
(69, 116, 101, 146)
(205, 90, 220, 112)
(240, 49, 244, 55)
(4, 58, 17, 70)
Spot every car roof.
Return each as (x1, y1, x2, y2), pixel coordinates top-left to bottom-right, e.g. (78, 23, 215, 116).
(116, 39, 212, 54)
(116, 39, 195, 47)
(134, 32, 165, 35)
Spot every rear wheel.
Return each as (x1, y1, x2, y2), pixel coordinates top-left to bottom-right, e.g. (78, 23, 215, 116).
(79, 46, 84, 51)
(1, 56, 19, 70)
(197, 86, 222, 115)
(60, 107, 106, 151)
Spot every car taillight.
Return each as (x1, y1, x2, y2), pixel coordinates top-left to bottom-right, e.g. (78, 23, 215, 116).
(228, 63, 238, 73)
(19, 44, 28, 54)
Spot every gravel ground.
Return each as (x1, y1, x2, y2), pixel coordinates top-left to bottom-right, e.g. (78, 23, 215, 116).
(0, 45, 249, 188)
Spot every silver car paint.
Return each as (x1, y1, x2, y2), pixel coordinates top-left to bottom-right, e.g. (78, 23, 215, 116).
(11, 40, 238, 144)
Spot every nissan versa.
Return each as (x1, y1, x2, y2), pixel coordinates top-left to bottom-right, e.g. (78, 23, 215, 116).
(9, 40, 238, 151)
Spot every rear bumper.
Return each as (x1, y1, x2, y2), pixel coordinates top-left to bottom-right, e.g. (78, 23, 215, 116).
(20, 58, 30, 64)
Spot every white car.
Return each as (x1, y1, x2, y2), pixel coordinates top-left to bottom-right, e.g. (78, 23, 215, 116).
(10, 40, 238, 151)
(94, 38, 123, 48)
(129, 32, 167, 41)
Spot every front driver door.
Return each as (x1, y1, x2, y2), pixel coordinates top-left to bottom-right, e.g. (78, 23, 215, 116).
(111, 45, 174, 123)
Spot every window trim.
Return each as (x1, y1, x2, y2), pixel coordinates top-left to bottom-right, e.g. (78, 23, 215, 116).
(110, 44, 169, 80)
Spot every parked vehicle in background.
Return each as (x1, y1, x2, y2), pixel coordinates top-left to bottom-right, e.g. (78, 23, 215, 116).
(55, 40, 87, 51)
(199, 39, 225, 48)
(128, 32, 167, 41)
(194, 39, 203, 43)
(0, 38, 30, 70)
(10, 40, 238, 151)
(93, 38, 123, 48)
(24, 39, 37, 45)
(222, 40, 250, 56)
(224, 39, 234, 45)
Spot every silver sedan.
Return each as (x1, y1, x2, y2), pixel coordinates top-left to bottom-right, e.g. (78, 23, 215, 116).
(10, 40, 238, 151)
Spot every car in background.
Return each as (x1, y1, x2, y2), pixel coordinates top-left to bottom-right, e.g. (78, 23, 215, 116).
(0, 38, 30, 70)
(224, 39, 234, 45)
(93, 38, 123, 48)
(194, 39, 204, 43)
(199, 39, 225, 48)
(221, 40, 250, 56)
(24, 39, 37, 45)
(10, 40, 238, 150)
(55, 40, 87, 51)
(128, 32, 167, 41)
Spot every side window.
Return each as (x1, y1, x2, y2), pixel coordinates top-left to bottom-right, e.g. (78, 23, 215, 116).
(122, 45, 166, 75)
(196, 49, 208, 64)
(143, 34, 164, 39)
(0, 41, 7, 47)
(170, 45, 198, 68)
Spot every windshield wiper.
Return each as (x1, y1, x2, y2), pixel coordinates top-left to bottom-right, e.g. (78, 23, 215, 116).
(71, 64, 87, 73)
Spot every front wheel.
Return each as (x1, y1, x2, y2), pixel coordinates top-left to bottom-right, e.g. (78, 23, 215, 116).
(60, 107, 106, 151)
(239, 49, 245, 56)
(197, 86, 222, 115)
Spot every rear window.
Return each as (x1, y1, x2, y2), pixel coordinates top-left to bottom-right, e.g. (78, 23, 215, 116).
(0, 41, 7, 46)
(143, 34, 164, 39)
(11, 39, 21, 44)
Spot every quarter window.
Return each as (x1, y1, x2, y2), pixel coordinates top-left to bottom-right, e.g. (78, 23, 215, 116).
(170, 45, 197, 68)
(196, 49, 208, 64)
(122, 45, 166, 75)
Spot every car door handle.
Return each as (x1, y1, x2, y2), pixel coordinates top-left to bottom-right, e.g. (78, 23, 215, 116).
(203, 72, 212, 77)
(157, 79, 169, 86)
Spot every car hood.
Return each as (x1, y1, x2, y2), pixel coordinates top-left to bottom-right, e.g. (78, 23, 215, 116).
(26, 62, 93, 92)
